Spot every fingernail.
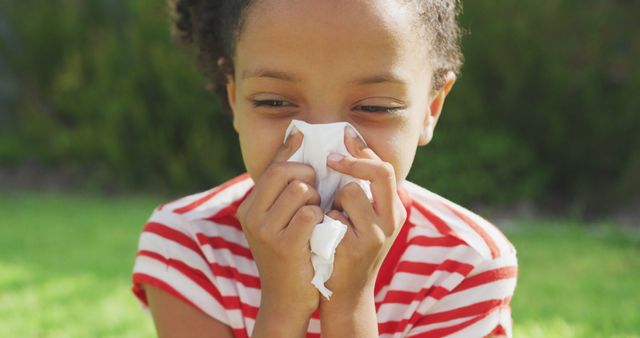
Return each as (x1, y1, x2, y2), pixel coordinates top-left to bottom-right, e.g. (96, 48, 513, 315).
(346, 126, 358, 139)
(291, 126, 300, 135)
(327, 152, 344, 162)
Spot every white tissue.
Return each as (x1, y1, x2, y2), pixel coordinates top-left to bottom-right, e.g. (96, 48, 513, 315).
(282, 120, 372, 300)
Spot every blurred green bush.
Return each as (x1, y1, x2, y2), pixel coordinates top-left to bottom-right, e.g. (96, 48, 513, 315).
(1, 0, 638, 213)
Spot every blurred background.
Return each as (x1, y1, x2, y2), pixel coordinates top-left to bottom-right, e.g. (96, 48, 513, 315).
(0, 0, 638, 337)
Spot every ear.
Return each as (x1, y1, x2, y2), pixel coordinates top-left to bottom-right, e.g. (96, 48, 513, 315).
(418, 71, 456, 146)
(219, 57, 239, 133)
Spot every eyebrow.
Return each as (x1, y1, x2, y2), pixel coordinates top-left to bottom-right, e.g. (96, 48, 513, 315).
(242, 67, 407, 86)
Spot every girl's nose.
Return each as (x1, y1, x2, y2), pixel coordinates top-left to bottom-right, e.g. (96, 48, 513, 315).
(301, 107, 343, 125)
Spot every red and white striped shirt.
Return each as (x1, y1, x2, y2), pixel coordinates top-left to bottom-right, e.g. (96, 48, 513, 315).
(131, 172, 518, 337)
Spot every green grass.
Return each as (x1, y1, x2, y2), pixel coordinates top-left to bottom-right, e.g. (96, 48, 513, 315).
(0, 192, 639, 337)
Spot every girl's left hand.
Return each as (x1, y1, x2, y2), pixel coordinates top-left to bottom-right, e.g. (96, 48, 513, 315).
(322, 126, 408, 303)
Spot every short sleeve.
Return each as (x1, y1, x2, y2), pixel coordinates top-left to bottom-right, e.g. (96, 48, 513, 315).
(407, 252, 518, 338)
(130, 206, 231, 326)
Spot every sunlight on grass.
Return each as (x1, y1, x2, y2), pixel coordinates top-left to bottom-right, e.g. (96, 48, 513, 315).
(1, 191, 639, 337)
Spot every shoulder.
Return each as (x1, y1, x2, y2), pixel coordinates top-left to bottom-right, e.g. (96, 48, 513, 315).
(400, 179, 517, 261)
(152, 172, 255, 223)
(132, 172, 257, 329)
(395, 181, 518, 336)
(139, 173, 254, 266)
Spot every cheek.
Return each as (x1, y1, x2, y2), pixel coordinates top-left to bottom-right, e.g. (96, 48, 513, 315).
(361, 124, 421, 184)
(236, 115, 290, 181)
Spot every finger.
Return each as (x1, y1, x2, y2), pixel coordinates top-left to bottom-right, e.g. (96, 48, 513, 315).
(252, 162, 317, 212)
(284, 205, 324, 250)
(272, 126, 304, 163)
(326, 209, 352, 227)
(332, 182, 377, 236)
(343, 125, 379, 160)
(262, 180, 321, 236)
(327, 154, 397, 219)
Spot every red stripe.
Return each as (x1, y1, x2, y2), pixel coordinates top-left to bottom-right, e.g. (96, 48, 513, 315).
(412, 200, 458, 237)
(382, 284, 450, 304)
(373, 185, 415, 298)
(419, 298, 507, 325)
(173, 173, 250, 214)
(197, 233, 254, 260)
(440, 202, 500, 259)
(396, 259, 475, 276)
(210, 262, 261, 289)
(408, 235, 467, 247)
(204, 197, 247, 231)
(453, 266, 518, 293)
(143, 222, 208, 262)
(484, 324, 507, 337)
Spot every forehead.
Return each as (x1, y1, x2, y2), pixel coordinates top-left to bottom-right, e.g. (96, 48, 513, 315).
(235, 0, 430, 84)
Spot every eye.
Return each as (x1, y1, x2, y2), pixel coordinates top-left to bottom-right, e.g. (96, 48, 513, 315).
(354, 105, 404, 114)
(251, 99, 295, 108)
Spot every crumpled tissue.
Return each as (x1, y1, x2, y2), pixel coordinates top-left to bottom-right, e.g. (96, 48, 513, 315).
(282, 119, 372, 300)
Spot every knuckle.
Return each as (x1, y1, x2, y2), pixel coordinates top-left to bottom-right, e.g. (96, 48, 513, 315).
(370, 227, 387, 247)
(256, 224, 272, 242)
(376, 162, 395, 180)
(306, 187, 321, 204)
(296, 205, 322, 224)
(342, 182, 362, 198)
(287, 179, 309, 196)
(301, 163, 316, 179)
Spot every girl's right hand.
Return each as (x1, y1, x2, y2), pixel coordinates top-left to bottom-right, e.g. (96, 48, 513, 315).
(235, 129, 322, 318)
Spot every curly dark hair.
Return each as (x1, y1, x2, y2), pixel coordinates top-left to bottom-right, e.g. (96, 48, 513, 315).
(170, 0, 464, 114)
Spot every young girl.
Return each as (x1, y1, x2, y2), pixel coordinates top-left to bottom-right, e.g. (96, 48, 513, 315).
(131, 1, 518, 337)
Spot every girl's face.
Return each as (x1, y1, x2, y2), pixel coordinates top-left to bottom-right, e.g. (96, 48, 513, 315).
(225, 0, 455, 185)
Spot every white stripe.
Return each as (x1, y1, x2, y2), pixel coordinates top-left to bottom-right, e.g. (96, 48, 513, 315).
(403, 244, 484, 267)
(146, 208, 190, 235)
(215, 275, 260, 307)
(419, 278, 517, 315)
(133, 255, 245, 329)
(467, 254, 517, 278)
(182, 178, 254, 220)
(377, 300, 415, 322)
(308, 318, 321, 333)
(438, 199, 513, 257)
(406, 315, 477, 337)
(158, 189, 219, 213)
(444, 306, 504, 338)
(466, 212, 516, 256)
(375, 284, 389, 302)
(420, 199, 493, 260)
(201, 245, 260, 278)
(192, 218, 249, 249)
(138, 232, 211, 276)
(408, 208, 448, 237)
(375, 270, 465, 305)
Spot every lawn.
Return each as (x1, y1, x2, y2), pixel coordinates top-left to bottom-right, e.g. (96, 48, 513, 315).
(0, 191, 638, 337)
